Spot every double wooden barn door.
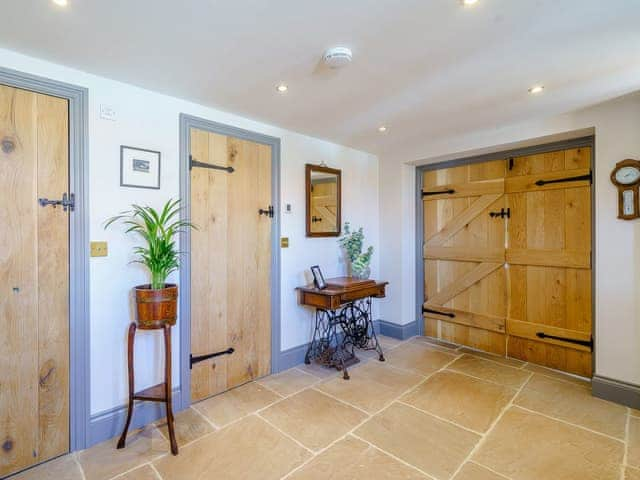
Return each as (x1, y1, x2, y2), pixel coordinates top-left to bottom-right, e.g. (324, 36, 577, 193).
(190, 127, 272, 402)
(0, 85, 70, 476)
(423, 146, 592, 377)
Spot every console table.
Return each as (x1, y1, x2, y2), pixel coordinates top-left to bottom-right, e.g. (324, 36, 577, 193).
(297, 277, 388, 379)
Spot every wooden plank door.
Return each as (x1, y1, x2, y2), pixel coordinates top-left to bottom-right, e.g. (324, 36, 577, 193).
(505, 147, 592, 377)
(310, 179, 337, 233)
(422, 159, 508, 355)
(0, 84, 70, 477)
(190, 128, 272, 402)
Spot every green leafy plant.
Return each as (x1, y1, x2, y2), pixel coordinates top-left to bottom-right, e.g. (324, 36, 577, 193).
(105, 199, 196, 290)
(338, 222, 374, 278)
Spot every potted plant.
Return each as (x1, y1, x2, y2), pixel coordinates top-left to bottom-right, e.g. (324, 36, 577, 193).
(105, 199, 195, 329)
(338, 222, 374, 279)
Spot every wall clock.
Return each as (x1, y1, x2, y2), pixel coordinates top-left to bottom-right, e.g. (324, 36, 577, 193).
(611, 159, 640, 220)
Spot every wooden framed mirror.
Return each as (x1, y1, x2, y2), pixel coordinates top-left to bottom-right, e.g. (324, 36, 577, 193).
(306, 164, 341, 237)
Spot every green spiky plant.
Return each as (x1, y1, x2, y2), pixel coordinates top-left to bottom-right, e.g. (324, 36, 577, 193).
(338, 222, 374, 278)
(105, 199, 196, 290)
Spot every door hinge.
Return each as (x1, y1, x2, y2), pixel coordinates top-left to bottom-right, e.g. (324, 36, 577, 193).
(536, 332, 593, 351)
(38, 192, 75, 212)
(421, 188, 455, 198)
(259, 205, 274, 218)
(190, 154, 235, 173)
(535, 171, 592, 187)
(190, 347, 235, 369)
(422, 306, 456, 318)
(489, 207, 510, 219)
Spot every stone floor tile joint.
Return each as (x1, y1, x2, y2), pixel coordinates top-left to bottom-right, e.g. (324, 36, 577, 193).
(447, 371, 534, 480)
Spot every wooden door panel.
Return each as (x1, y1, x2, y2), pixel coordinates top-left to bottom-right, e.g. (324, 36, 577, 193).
(190, 130, 230, 400)
(0, 85, 69, 477)
(190, 130, 271, 402)
(423, 159, 507, 354)
(505, 147, 592, 376)
(35, 93, 69, 462)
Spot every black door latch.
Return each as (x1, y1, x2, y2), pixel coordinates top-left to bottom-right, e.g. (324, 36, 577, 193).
(38, 192, 75, 212)
(489, 207, 510, 219)
(259, 205, 274, 218)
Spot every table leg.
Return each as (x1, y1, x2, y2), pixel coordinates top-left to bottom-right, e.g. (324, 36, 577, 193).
(163, 323, 178, 455)
(117, 322, 137, 449)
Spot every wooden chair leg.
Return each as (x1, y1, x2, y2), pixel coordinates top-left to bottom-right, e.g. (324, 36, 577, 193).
(117, 322, 137, 449)
(163, 324, 178, 455)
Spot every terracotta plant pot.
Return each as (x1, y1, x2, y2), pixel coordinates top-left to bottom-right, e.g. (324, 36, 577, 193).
(134, 284, 178, 329)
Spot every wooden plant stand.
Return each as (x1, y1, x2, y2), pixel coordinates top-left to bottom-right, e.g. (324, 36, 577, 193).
(117, 321, 178, 455)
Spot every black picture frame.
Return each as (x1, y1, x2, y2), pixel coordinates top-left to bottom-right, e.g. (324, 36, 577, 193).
(310, 265, 327, 290)
(120, 145, 161, 189)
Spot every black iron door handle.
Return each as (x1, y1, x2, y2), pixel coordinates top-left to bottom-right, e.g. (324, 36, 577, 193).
(38, 192, 75, 212)
(489, 207, 510, 219)
(259, 205, 274, 218)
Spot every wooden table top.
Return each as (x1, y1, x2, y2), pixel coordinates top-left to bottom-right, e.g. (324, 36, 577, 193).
(297, 276, 388, 310)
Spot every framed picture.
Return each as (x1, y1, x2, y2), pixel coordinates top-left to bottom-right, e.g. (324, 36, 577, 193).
(310, 265, 327, 290)
(120, 145, 161, 189)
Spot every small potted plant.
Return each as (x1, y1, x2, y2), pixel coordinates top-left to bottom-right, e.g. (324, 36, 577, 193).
(105, 199, 195, 329)
(338, 222, 374, 279)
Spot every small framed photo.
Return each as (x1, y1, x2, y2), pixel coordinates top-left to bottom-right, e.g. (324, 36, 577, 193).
(120, 145, 161, 189)
(310, 265, 327, 290)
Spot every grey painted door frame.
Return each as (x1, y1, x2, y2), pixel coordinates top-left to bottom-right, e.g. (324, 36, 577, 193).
(0, 66, 90, 451)
(178, 114, 281, 409)
(415, 136, 595, 374)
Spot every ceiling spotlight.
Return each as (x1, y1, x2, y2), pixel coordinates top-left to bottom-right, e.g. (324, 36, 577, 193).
(276, 84, 288, 93)
(461, 0, 479, 6)
(378, 126, 387, 133)
(52, 0, 68, 6)
(528, 85, 545, 94)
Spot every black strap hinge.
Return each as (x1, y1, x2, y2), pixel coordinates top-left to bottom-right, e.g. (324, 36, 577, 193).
(536, 332, 593, 351)
(422, 306, 455, 318)
(535, 171, 592, 187)
(190, 347, 235, 369)
(422, 188, 455, 198)
(190, 154, 235, 173)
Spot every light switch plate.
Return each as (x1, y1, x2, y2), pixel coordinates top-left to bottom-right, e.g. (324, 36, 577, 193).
(280, 237, 289, 248)
(90, 241, 108, 257)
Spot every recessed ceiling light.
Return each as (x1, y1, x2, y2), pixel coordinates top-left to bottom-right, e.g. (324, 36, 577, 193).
(528, 85, 545, 94)
(461, 0, 478, 6)
(378, 126, 387, 133)
(52, 0, 68, 6)
(276, 84, 288, 93)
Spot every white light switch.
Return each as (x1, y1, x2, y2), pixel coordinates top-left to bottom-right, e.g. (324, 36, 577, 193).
(100, 104, 117, 121)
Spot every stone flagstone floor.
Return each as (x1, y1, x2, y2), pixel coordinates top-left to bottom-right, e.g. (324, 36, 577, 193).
(9, 335, 639, 480)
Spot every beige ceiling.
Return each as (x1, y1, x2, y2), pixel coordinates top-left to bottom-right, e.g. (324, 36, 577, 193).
(2, 0, 639, 160)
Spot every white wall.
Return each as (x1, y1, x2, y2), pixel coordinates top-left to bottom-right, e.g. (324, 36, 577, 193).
(380, 92, 640, 385)
(0, 48, 379, 415)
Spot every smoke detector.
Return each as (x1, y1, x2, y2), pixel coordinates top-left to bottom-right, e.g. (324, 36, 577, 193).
(323, 47, 353, 68)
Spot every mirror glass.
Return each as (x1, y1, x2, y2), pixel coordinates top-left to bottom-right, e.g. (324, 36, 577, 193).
(306, 164, 341, 237)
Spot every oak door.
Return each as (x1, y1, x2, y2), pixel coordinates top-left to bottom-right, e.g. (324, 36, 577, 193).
(190, 128, 272, 402)
(422, 159, 508, 355)
(505, 147, 592, 377)
(0, 85, 70, 477)
(310, 180, 338, 233)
